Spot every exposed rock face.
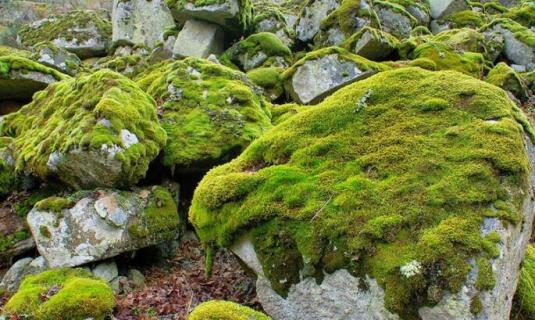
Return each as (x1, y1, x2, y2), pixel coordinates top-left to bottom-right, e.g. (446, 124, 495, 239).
(429, 0, 469, 20)
(112, 0, 175, 48)
(27, 186, 180, 267)
(1, 69, 166, 189)
(190, 67, 535, 319)
(343, 27, 399, 61)
(17, 10, 112, 59)
(283, 47, 385, 104)
(31, 41, 81, 75)
(0, 256, 48, 293)
(486, 21, 535, 71)
(173, 19, 224, 58)
(374, 3, 414, 39)
(295, 0, 340, 43)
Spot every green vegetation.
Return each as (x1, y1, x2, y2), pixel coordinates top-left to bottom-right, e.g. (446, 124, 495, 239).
(247, 67, 285, 101)
(3, 268, 115, 320)
(188, 300, 271, 320)
(503, 3, 535, 28)
(35, 197, 74, 213)
(487, 62, 528, 101)
(515, 245, 535, 319)
(190, 67, 533, 317)
(136, 57, 272, 174)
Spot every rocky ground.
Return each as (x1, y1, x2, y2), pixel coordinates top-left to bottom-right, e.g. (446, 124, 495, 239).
(0, 0, 534, 319)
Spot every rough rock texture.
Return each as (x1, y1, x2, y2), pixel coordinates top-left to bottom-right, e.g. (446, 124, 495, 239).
(1, 69, 166, 189)
(92, 260, 119, 282)
(173, 19, 224, 58)
(0, 55, 69, 100)
(112, 0, 175, 48)
(429, 0, 469, 20)
(374, 2, 415, 39)
(136, 57, 272, 174)
(283, 47, 385, 104)
(18, 10, 112, 59)
(295, 0, 340, 43)
(343, 27, 399, 61)
(27, 186, 180, 267)
(0, 256, 48, 293)
(190, 67, 535, 318)
(31, 41, 82, 75)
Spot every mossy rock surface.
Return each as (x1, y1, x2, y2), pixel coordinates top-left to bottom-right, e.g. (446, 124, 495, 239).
(190, 67, 534, 316)
(189, 300, 271, 320)
(136, 57, 272, 174)
(3, 268, 115, 320)
(1, 69, 166, 189)
(514, 244, 535, 319)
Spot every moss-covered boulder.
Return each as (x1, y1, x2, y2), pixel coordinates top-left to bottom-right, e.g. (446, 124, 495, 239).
(189, 300, 271, 320)
(27, 185, 180, 267)
(247, 67, 285, 101)
(92, 54, 150, 78)
(31, 41, 82, 76)
(342, 26, 400, 61)
(164, 0, 253, 33)
(136, 57, 272, 174)
(221, 32, 292, 71)
(0, 55, 69, 101)
(2, 268, 115, 320)
(487, 62, 529, 102)
(251, 0, 303, 48)
(283, 47, 387, 104)
(372, 0, 420, 39)
(514, 244, 535, 319)
(295, 0, 341, 43)
(190, 67, 535, 318)
(18, 10, 112, 59)
(1, 69, 167, 189)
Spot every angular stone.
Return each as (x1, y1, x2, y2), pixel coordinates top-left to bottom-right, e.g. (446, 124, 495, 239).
(0, 256, 48, 293)
(344, 27, 399, 61)
(295, 0, 340, 43)
(26, 186, 181, 268)
(173, 19, 224, 58)
(32, 41, 81, 76)
(112, 0, 175, 48)
(429, 0, 469, 20)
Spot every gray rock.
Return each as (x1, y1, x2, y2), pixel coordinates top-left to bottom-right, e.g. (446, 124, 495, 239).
(429, 0, 469, 20)
(0, 256, 48, 293)
(374, 4, 414, 39)
(32, 42, 81, 75)
(0, 67, 61, 100)
(348, 28, 398, 61)
(295, 0, 340, 43)
(254, 15, 294, 48)
(286, 52, 378, 104)
(173, 19, 224, 58)
(112, 0, 175, 48)
(167, 0, 245, 32)
(128, 269, 145, 287)
(501, 28, 535, 71)
(26, 186, 180, 268)
(110, 276, 131, 294)
(92, 260, 118, 282)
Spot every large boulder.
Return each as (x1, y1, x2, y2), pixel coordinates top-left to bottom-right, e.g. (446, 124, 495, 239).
(31, 41, 82, 76)
(165, 0, 253, 33)
(373, 1, 418, 39)
(136, 57, 272, 174)
(295, 0, 340, 43)
(251, 0, 303, 47)
(0, 55, 69, 101)
(283, 47, 386, 104)
(2, 268, 115, 319)
(173, 19, 225, 58)
(190, 67, 535, 319)
(27, 186, 180, 267)
(342, 27, 400, 61)
(18, 10, 112, 59)
(1, 69, 167, 189)
(112, 0, 176, 48)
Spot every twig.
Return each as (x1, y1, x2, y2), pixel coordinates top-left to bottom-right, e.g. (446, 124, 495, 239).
(311, 194, 334, 221)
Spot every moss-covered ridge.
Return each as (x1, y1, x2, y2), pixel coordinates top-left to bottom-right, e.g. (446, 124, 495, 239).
(189, 300, 271, 320)
(2, 268, 115, 320)
(136, 57, 272, 174)
(1, 69, 167, 189)
(190, 67, 534, 317)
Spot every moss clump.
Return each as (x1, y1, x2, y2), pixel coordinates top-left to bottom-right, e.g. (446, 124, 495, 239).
(0, 46, 31, 58)
(35, 197, 74, 213)
(503, 3, 535, 28)
(514, 245, 535, 319)
(487, 62, 529, 101)
(128, 186, 180, 239)
(190, 67, 533, 317)
(0, 137, 18, 199)
(271, 103, 307, 126)
(136, 58, 271, 174)
(1, 69, 167, 189)
(482, 18, 535, 47)
(188, 300, 270, 320)
(92, 54, 150, 78)
(221, 32, 292, 71)
(439, 10, 487, 29)
(246, 67, 285, 101)
(3, 268, 115, 320)
(18, 10, 111, 56)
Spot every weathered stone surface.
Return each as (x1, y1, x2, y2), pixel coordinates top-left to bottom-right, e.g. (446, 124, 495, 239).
(295, 0, 340, 43)
(0, 256, 48, 293)
(92, 260, 119, 282)
(27, 186, 181, 268)
(112, 0, 175, 48)
(429, 0, 469, 20)
(173, 19, 224, 58)
(343, 27, 399, 61)
(31, 41, 81, 75)
(373, 3, 415, 39)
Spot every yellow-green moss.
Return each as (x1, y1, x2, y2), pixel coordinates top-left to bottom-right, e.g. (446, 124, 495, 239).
(503, 3, 535, 28)
(188, 300, 270, 320)
(514, 245, 535, 319)
(35, 197, 74, 213)
(0, 46, 31, 58)
(190, 67, 533, 316)
(1, 69, 167, 189)
(246, 67, 285, 101)
(487, 62, 528, 101)
(3, 268, 115, 320)
(271, 103, 307, 125)
(0, 55, 69, 80)
(439, 10, 487, 29)
(136, 58, 272, 174)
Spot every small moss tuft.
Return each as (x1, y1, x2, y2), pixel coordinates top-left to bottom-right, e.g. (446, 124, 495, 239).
(188, 300, 271, 320)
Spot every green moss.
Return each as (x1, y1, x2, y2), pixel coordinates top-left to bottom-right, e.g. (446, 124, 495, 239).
(128, 186, 180, 239)
(3, 268, 115, 320)
(487, 62, 528, 101)
(39, 225, 51, 238)
(483, 18, 535, 47)
(188, 300, 270, 320)
(503, 3, 535, 28)
(0, 137, 18, 198)
(92, 54, 149, 78)
(1, 69, 166, 189)
(470, 295, 483, 314)
(342, 26, 400, 58)
(136, 58, 272, 174)
(0, 230, 30, 254)
(35, 197, 74, 213)
(190, 67, 533, 316)
(475, 258, 495, 290)
(0, 46, 31, 58)
(514, 245, 535, 319)
(439, 10, 487, 29)
(271, 103, 307, 126)
(246, 67, 285, 101)
(18, 10, 111, 52)
(0, 55, 68, 80)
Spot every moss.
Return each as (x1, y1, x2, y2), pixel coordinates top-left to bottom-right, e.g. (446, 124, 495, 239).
(18, 10, 111, 52)
(92, 54, 149, 78)
(39, 225, 51, 238)
(0, 230, 30, 254)
(1, 69, 166, 189)
(514, 245, 535, 319)
(271, 103, 307, 126)
(483, 18, 535, 47)
(246, 67, 285, 101)
(470, 295, 483, 314)
(503, 3, 535, 28)
(0, 46, 31, 58)
(487, 62, 528, 101)
(0, 137, 18, 199)
(188, 300, 270, 320)
(128, 186, 180, 240)
(136, 58, 272, 174)
(475, 258, 495, 291)
(0, 55, 68, 80)
(190, 67, 533, 316)
(439, 10, 487, 29)
(341, 26, 400, 59)
(35, 197, 74, 213)
(221, 32, 292, 71)
(3, 268, 115, 320)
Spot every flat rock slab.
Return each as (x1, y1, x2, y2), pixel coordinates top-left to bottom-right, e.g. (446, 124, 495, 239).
(173, 19, 224, 58)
